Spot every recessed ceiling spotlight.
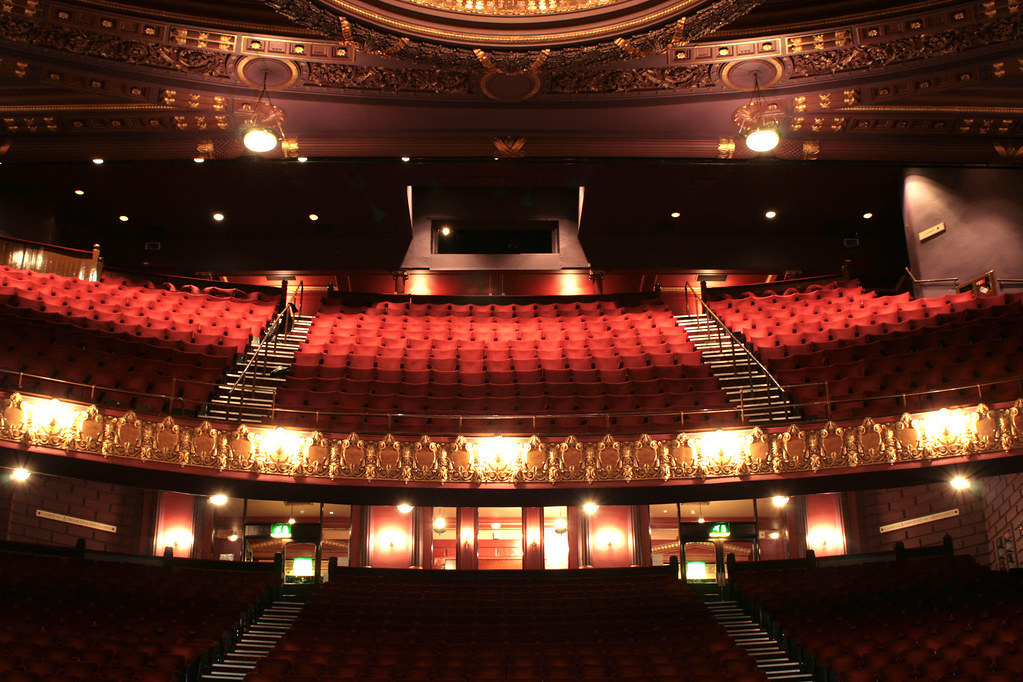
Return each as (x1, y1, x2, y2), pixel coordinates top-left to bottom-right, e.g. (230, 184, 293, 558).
(92, 158, 104, 165)
(308, 213, 319, 221)
(862, 212, 874, 219)
(765, 210, 777, 219)
(212, 212, 225, 222)
(74, 189, 85, 196)
(400, 156, 410, 162)
(439, 226, 451, 237)
(670, 212, 681, 219)
(297, 157, 308, 162)
(193, 158, 205, 163)
(118, 215, 129, 222)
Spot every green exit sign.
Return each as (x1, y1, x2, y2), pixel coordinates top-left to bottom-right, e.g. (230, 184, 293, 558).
(270, 523, 292, 539)
(708, 522, 731, 538)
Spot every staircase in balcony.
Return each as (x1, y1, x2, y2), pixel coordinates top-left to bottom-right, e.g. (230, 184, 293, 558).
(202, 315, 313, 425)
(676, 314, 800, 426)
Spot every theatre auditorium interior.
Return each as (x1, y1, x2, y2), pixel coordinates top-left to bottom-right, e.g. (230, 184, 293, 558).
(4, 0, 1023, 681)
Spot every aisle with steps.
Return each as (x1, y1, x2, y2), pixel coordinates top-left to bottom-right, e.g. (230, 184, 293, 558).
(676, 313, 800, 426)
(201, 600, 304, 681)
(703, 599, 813, 681)
(202, 315, 314, 424)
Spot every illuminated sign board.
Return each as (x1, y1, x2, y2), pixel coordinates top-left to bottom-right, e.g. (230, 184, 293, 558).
(708, 522, 731, 538)
(685, 561, 708, 580)
(270, 523, 292, 539)
(292, 558, 314, 577)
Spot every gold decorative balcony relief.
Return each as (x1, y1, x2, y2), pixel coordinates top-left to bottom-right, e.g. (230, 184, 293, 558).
(1, 393, 1021, 485)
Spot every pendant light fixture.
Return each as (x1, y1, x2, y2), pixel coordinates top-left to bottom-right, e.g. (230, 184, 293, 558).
(242, 72, 287, 153)
(735, 72, 780, 153)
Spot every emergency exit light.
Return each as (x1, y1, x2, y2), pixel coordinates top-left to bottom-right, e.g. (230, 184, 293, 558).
(270, 523, 292, 539)
(709, 522, 731, 538)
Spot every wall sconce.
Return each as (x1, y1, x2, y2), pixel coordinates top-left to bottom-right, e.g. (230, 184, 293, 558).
(25, 398, 77, 432)
(461, 529, 474, 548)
(10, 467, 31, 482)
(915, 408, 977, 446)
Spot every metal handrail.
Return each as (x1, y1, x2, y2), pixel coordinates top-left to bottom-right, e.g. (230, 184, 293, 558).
(224, 282, 304, 417)
(4, 369, 1022, 437)
(0, 368, 221, 415)
(684, 283, 789, 418)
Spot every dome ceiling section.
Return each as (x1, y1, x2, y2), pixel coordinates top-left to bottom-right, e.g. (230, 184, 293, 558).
(306, 0, 709, 48)
(258, 0, 770, 65)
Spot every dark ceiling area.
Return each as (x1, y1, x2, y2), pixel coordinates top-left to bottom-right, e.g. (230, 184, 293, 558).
(0, 158, 908, 283)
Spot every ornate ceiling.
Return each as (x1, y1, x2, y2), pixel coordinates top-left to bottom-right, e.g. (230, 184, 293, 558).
(0, 0, 1022, 163)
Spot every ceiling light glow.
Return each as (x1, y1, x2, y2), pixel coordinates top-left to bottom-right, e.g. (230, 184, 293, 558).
(209, 494, 228, 505)
(11, 468, 31, 482)
(212, 213, 225, 222)
(765, 210, 777, 219)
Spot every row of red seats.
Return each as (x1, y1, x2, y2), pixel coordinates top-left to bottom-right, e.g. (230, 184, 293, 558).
(710, 284, 1023, 421)
(1, 266, 276, 353)
(1, 549, 279, 682)
(246, 570, 765, 682)
(282, 374, 720, 395)
(732, 556, 1022, 682)
(709, 281, 868, 309)
(275, 387, 728, 412)
(288, 361, 713, 385)
(318, 299, 669, 317)
(0, 308, 228, 413)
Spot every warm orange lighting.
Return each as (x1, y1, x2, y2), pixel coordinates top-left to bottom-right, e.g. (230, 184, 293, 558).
(670, 211, 681, 218)
(228, 533, 239, 542)
(583, 502, 599, 515)
(160, 528, 194, 552)
(74, 189, 85, 196)
(553, 517, 568, 534)
(772, 496, 790, 507)
(433, 516, 447, 531)
(378, 529, 406, 550)
(397, 504, 414, 514)
(597, 528, 623, 549)
(118, 215, 129, 222)
(950, 476, 970, 491)
(439, 225, 451, 237)
(11, 468, 31, 482)
(765, 210, 777, 219)
(806, 526, 842, 553)
(768, 531, 780, 540)
(490, 522, 501, 530)
(208, 494, 228, 506)
(92, 158, 104, 165)
(212, 212, 225, 222)
(862, 212, 873, 219)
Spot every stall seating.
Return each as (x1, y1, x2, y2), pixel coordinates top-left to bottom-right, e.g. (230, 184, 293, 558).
(246, 568, 767, 682)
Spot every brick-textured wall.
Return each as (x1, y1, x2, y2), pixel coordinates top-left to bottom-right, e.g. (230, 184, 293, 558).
(856, 482, 989, 564)
(5, 474, 144, 554)
(981, 471, 1023, 569)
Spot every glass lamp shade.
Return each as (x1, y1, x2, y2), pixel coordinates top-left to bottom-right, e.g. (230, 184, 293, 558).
(243, 126, 279, 153)
(745, 127, 780, 153)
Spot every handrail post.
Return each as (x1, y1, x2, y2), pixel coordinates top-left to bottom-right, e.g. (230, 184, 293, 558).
(824, 381, 831, 421)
